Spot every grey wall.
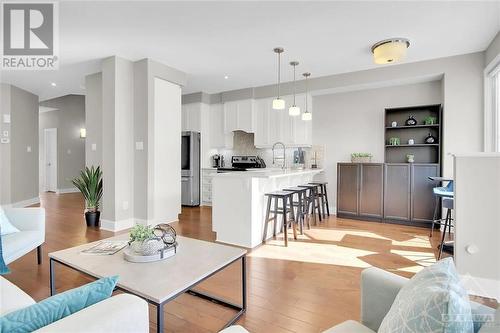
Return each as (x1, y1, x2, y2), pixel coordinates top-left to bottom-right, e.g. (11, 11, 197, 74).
(485, 31, 500, 66)
(313, 81, 443, 208)
(0, 84, 39, 206)
(85, 73, 102, 168)
(39, 95, 86, 191)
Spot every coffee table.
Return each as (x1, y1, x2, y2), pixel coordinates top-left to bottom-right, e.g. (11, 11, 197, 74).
(49, 234, 247, 332)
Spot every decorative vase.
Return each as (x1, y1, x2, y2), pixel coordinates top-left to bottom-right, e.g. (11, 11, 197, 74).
(408, 139, 415, 145)
(424, 133, 437, 144)
(130, 238, 165, 256)
(407, 154, 415, 163)
(391, 121, 398, 127)
(405, 115, 417, 126)
(389, 137, 400, 145)
(85, 211, 100, 228)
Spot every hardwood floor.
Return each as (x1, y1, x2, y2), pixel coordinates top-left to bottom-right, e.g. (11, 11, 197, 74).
(7, 192, 448, 333)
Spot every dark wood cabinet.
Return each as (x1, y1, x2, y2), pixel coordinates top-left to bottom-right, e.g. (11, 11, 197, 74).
(337, 162, 439, 227)
(359, 164, 384, 218)
(337, 163, 359, 216)
(384, 164, 411, 221)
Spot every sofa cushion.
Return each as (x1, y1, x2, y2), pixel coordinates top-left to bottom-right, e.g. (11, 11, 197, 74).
(0, 276, 118, 333)
(323, 320, 376, 333)
(378, 258, 474, 333)
(2, 231, 43, 265)
(0, 277, 36, 315)
(0, 208, 20, 236)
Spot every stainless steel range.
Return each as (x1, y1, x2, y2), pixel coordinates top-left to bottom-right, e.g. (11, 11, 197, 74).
(217, 155, 266, 173)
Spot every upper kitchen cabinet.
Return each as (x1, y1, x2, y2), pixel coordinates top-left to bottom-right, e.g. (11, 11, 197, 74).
(210, 103, 233, 149)
(181, 103, 202, 132)
(253, 94, 312, 148)
(223, 99, 255, 133)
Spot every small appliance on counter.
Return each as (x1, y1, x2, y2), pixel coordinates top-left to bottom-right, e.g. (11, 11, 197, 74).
(217, 155, 266, 173)
(211, 154, 224, 168)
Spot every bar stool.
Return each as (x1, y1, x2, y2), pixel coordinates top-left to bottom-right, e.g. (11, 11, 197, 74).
(430, 180, 454, 237)
(298, 184, 321, 224)
(438, 197, 454, 260)
(263, 191, 297, 247)
(283, 187, 310, 234)
(309, 181, 330, 217)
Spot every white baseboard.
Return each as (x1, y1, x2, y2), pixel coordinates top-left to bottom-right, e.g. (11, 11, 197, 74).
(100, 218, 135, 232)
(101, 217, 179, 232)
(56, 187, 79, 194)
(4, 197, 41, 208)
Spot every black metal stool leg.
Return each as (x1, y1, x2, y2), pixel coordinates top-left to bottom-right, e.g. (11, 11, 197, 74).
(438, 209, 451, 260)
(323, 184, 330, 216)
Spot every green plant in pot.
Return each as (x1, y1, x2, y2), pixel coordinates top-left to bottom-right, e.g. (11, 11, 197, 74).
(72, 166, 103, 228)
(129, 224, 164, 255)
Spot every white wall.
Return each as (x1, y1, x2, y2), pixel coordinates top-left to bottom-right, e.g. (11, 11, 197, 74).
(39, 95, 86, 192)
(85, 73, 102, 168)
(313, 81, 443, 207)
(0, 84, 39, 207)
(485, 31, 500, 67)
(153, 78, 181, 223)
(454, 153, 500, 299)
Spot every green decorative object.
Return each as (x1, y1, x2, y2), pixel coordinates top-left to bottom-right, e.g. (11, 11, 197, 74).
(389, 137, 401, 146)
(406, 154, 415, 163)
(129, 224, 155, 243)
(424, 116, 437, 125)
(351, 153, 372, 163)
(72, 166, 103, 227)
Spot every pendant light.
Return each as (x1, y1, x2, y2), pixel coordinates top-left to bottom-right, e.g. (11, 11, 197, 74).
(301, 72, 312, 121)
(288, 61, 300, 116)
(272, 47, 285, 110)
(371, 38, 410, 64)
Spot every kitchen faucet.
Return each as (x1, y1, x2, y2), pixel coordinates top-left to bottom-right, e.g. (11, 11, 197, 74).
(272, 142, 286, 169)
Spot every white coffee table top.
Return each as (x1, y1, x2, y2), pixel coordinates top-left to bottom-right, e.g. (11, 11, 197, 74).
(49, 234, 247, 304)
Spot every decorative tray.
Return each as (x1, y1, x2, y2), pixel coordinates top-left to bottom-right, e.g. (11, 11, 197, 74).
(123, 243, 178, 263)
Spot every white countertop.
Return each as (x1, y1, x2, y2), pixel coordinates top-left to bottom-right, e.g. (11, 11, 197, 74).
(212, 168, 323, 179)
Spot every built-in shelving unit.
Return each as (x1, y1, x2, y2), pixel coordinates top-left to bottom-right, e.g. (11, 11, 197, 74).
(384, 104, 442, 165)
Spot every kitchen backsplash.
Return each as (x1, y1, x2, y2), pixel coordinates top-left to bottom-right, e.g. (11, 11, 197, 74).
(218, 131, 324, 168)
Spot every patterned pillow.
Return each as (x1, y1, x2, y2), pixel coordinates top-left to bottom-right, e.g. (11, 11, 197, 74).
(378, 258, 473, 333)
(0, 276, 118, 333)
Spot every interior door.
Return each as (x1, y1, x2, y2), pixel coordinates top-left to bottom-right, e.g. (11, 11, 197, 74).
(44, 128, 57, 192)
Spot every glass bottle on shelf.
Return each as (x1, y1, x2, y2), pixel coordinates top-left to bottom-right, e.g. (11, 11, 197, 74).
(424, 133, 437, 144)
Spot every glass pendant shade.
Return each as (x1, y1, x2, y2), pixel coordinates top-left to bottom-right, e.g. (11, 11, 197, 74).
(301, 111, 312, 121)
(289, 105, 300, 116)
(272, 98, 285, 110)
(372, 39, 410, 64)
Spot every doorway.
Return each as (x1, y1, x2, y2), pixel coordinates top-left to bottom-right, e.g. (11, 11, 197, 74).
(44, 128, 57, 192)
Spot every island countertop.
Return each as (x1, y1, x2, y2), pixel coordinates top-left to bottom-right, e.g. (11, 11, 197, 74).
(211, 168, 324, 179)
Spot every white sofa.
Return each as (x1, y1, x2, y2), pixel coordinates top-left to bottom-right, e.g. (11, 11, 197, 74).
(0, 276, 150, 333)
(2, 207, 45, 265)
(221, 267, 499, 333)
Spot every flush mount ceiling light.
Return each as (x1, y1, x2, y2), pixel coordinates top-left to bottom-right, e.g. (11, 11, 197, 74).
(50, 82, 57, 87)
(288, 61, 300, 116)
(301, 72, 312, 121)
(272, 47, 285, 110)
(371, 38, 410, 64)
(224, 75, 229, 80)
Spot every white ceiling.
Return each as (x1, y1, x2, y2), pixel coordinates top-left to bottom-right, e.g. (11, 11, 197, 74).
(1, 1, 499, 101)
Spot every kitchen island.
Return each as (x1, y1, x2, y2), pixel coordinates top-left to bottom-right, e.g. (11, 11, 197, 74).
(211, 168, 324, 248)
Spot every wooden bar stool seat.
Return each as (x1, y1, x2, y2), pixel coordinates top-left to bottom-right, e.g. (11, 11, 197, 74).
(263, 191, 297, 246)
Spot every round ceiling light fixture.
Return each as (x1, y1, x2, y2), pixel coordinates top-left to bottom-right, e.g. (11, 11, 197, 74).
(371, 38, 410, 64)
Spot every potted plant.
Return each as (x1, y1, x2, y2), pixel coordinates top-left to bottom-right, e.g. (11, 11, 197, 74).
(351, 153, 373, 163)
(72, 166, 103, 228)
(129, 224, 163, 255)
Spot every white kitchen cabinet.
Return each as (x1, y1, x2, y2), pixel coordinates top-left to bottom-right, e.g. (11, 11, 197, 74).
(201, 168, 216, 205)
(253, 94, 312, 148)
(223, 99, 255, 133)
(210, 103, 233, 149)
(181, 103, 201, 132)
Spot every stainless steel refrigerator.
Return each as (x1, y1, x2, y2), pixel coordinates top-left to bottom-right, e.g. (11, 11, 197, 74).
(181, 131, 200, 206)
